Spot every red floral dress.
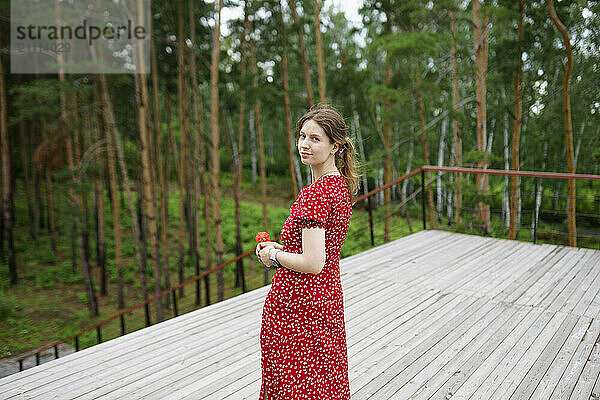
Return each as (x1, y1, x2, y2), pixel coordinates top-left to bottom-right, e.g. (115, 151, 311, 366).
(260, 175, 352, 400)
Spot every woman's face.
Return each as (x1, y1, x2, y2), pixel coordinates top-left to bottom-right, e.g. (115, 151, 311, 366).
(297, 119, 338, 166)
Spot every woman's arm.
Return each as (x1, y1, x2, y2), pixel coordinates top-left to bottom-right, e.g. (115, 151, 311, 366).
(257, 228, 326, 274)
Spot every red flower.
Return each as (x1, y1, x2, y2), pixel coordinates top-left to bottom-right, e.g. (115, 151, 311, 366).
(255, 232, 271, 243)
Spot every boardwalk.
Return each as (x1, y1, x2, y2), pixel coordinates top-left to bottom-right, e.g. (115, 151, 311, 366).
(2, 230, 600, 399)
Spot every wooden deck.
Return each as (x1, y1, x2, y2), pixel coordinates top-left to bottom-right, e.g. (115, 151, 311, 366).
(2, 230, 600, 399)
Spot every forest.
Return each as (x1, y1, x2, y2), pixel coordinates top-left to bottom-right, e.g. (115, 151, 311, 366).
(0, 0, 599, 364)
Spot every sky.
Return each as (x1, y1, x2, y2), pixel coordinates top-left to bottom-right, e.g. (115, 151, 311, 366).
(220, 0, 363, 36)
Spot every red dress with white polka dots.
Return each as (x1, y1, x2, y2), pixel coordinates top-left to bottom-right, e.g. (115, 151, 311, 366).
(260, 175, 352, 400)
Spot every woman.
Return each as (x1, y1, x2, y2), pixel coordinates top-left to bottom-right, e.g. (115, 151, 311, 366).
(256, 105, 361, 399)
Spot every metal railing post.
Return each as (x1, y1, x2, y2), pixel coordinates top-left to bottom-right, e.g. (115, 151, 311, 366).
(196, 279, 201, 306)
(204, 276, 210, 306)
(120, 314, 126, 336)
(172, 291, 179, 317)
(145, 303, 151, 327)
(97, 326, 102, 344)
(533, 177, 538, 244)
(367, 196, 375, 246)
(421, 169, 426, 230)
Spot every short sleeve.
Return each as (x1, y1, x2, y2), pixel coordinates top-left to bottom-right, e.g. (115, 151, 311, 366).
(290, 184, 332, 229)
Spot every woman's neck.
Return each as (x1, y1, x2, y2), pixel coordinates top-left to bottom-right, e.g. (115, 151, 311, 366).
(311, 161, 339, 182)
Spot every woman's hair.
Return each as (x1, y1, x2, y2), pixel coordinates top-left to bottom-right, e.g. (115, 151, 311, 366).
(296, 104, 363, 203)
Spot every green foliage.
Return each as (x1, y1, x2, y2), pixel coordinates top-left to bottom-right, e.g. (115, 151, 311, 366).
(76, 293, 88, 304)
(382, 31, 449, 58)
(368, 85, 408, 104)
(0, 295, 21, 321)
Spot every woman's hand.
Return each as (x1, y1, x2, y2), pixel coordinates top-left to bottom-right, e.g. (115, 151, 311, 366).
(256, 241, 283, 266)
(255, 241, 283, 257)
(258, 246, 274, 267)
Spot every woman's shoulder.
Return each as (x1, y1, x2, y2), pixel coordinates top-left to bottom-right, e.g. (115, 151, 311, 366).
(309, 175, 349, 201)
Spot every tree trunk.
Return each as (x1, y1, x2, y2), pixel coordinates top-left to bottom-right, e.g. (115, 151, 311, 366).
(0, 48, 16, 285)
(18, 119, 36, 242)
(352, 108, 369, 204)
(447, 143, 455, 224)
(437, 118, 447, 221)
(573, 120, 584, 172)
(96, 81, 124, 309)
(56, 24, 98, 315)
(451, 11, 462, 224)
(98, 73, 148, 305)
(413, 58, 436, 229)
(45, 170, 57, 253)
(177, 0, 189, 298)
(472, 0, 490, 234)
(250, 36, 270, 286)
(210, 0, 225, 301)
(85, 104, 107, 297)
(188, 0, 204, 306)
(509, 0, 524, 240)
(64, 100, 98, 319)
(383, 58, 392, 242)
(532, 141, 548, 240)
(136, 0, 162, 322)
(150, 12, 170, 310)
(279, 0, 298, 199)
(287, 0, 314, 107)
(312, 0, 327, 104)
(547, 0, 576, 246)
(502, 88, 510, 230)
(234, 1, 249, 293)
(249, 110, 257, 186)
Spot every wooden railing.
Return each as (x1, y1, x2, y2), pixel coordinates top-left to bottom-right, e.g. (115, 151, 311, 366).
(16, 165, 600, 371)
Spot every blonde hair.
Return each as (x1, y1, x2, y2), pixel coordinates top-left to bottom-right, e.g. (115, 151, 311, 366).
(296, 104, 362, 203)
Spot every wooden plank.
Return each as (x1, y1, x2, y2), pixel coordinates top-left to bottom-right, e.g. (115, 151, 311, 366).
(205, 367, 261, 400)
(494, 247, 568, 304)
(510, 315, 590, 399)
(540, 250, 597, 311)
(349, 294, 475, 384)
(0, 285, 270, 389)
(476, 244, 554, 298)
(489, 312, 579, 399)
(411, 239, 512, 293)
(341, 230, 444, 272)
(67, 275, 383, 398)
(569, 320, 600, 399)
(466, 310, 568, 399)
(430, 305, 544, 400)
(107, 268, 421, 398)
(349, 295, 479, 394)
(101, 279, 403, 398)
(517, 250, 585, 307)
(569, 252, 600, 317)
(549, 318, 600, 399)
(348, 291, 457, 360)
(353, 297, 495, 398)
(549, 250, 599, 313)
(379, 237, 491, 287)
(391, 302, 522, 399)
(3, 272, 372, 398)
(49, 275, 371, 399)
(432, 241, 542, 297)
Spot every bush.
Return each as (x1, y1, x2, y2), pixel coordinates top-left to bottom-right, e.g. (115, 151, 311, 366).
(76, 292, 88, 304)
(0, 294, 21, 321)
